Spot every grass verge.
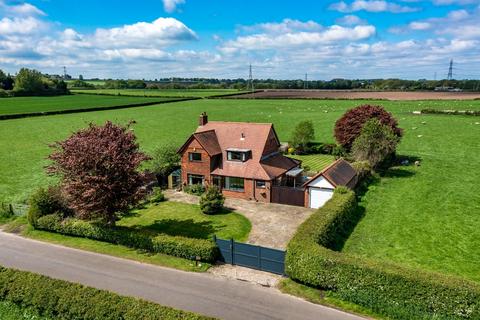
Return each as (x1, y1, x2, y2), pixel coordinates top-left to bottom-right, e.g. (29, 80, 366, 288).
(278, 279, 385, 320)
(4, 217, 210, 272)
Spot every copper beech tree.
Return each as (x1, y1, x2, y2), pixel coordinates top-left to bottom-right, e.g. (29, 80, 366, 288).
(47, 121, 150, 226)
(334, 105, 402, 150)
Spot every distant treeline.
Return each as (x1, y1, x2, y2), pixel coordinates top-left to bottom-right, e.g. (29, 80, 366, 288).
(0, 68, 69, 97)
(83, 77, 480, 91)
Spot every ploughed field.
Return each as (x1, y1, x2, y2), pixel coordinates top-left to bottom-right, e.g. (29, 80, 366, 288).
(71, 88, 246, 98)
(0, 94, 179, 116)
(1, 98, 479, 282)
(234, 89, 480, 100)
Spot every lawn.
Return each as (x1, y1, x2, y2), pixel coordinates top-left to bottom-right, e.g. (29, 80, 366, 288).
(118, 201, 251, 242)
(71, 88, 246, 98)
(0, 94, 179, 115)
(288, 154, 335, 172)
(1, 98, 479, 282)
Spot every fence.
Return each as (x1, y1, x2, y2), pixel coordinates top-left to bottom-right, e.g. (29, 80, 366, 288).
(271, 186, 305, 207)
(214, 236, 285, 275)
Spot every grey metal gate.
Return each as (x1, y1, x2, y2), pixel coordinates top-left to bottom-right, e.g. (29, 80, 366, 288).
(213, 236, 285, 275)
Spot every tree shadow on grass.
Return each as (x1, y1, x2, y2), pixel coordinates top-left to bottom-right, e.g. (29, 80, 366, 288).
(133, 218, 222, 239)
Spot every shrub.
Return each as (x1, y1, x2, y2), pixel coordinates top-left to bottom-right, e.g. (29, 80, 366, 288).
(184, 184, 205, 196)
(27, 186, 70, 227)
(0, 266, 212, 320)
(199, 186, 225, 215)
(0, 203, 14, 219)
(351, 161, 373, 183)
(35, 214, 217, 262)
(0, 89, 9, 97)
(149, 187, 165, 203)
(334, 104, 402, 150)
(286, 190, 480, 320)
(351, 118, 399, 169)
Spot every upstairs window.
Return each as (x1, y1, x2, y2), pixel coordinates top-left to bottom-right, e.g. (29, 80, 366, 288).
(226, 149, 250, 162)
(189, 152, 202, 162)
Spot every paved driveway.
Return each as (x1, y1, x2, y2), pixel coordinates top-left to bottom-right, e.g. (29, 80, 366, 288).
(165, 191, 314, 249)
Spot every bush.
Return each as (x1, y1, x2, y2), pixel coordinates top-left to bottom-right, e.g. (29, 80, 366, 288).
(184, 184, 205, 196)
(351, 161, 373, 184)
(0, 89, 9, 97)
(149, 187, 165, 203)
(290, 120, 315, 153)
(286, 190, 480, 320)
(35, 214, 218, 262)
(199, 186, 225, 215)
(334, 104, 402, 150)
(27, 186, 70, 227)
(0, 266, 212, 320)
(0, 203, 14, 219)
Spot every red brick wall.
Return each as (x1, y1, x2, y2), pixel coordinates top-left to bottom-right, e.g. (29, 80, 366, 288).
(262, 128, 280, 155)
(180, 138, 212, 186)
(254, 180, 271, 203)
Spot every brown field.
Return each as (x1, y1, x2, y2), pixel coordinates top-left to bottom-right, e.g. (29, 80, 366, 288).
(232, 89, 480, 100)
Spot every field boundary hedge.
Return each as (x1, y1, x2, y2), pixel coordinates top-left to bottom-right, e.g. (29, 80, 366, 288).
(0, 97, 198, 120)
(0, 266, 213, 320)
(421, 108, 480, 116)
(286, 188, 480, 319)
(35, 214, 218, 262)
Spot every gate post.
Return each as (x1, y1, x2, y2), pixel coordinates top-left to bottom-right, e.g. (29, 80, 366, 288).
(230, 238, 235, 265)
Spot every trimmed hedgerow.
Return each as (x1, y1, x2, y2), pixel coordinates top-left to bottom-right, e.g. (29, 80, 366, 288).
(35, 214, 217, 262)
(0, 266, 213, 320)
(286, 189, 480, 320)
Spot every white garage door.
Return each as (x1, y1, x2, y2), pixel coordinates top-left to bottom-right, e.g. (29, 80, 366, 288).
(309, 188, 334, 209)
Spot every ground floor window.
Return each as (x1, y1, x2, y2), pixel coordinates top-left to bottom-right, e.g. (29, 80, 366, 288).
(225, 176, 244, 192)
(187, 174, 204, 186)
(255, 180, 266, 188)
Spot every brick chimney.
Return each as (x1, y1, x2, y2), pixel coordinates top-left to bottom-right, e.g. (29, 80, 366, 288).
(199, 112, 208, 126)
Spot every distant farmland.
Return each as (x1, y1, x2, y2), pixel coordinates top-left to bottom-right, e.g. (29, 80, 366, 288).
(233, 89, 480, 100)
(72, 88, 247, 98)
(0, 95, 181, 116)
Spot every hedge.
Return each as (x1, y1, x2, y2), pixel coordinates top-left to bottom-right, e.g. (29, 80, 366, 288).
(286, 189, 480, 319)
(420, 109, 480, 116)
(0, 266, 213, 320)
(36, 214, 218, 262)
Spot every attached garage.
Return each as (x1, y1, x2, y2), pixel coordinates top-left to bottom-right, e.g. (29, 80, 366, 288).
(303, 159, 357, 209)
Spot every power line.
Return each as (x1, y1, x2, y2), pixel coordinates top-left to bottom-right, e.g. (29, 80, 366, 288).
(304, 73, 308, 89)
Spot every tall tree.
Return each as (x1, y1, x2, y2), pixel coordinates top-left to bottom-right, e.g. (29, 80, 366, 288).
(47, 121, 150, 225)
(334, 104, 402, 150)
(352, 118, 399, 169)
(150, 144, 180, 184)
(291, 120, 315, 153)
(13, 68, 44, 94)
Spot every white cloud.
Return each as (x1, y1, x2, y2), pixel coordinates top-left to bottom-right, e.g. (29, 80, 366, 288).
(239, 19, 322, 34)
(163, 0, 185, 13)
(409, 21, 431, 30)
(0, 16, 47, 34)
(431, 0, 477, 5)
(7, 3, 45, 16)
(92, 17, 197, 48)
(336, 14, 368, 25)
(221, 24, 376, 52)
(329, 0, 420, 13)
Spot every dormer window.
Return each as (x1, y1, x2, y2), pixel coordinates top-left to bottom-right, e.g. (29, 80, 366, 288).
(226, 148, 251, 162)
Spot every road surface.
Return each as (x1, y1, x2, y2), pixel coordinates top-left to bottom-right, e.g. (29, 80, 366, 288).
(0, 231, 363, 320)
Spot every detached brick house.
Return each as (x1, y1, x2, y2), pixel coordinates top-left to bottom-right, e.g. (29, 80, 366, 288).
(178, 113, 301, 203)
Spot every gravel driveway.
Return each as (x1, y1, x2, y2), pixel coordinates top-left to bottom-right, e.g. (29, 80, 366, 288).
(165, 190, 314, 249)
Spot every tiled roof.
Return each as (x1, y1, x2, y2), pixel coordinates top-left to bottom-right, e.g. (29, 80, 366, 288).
(193, 130, 222, 155)
(303, 158, 357, 188)
(195, 121, 295, 180)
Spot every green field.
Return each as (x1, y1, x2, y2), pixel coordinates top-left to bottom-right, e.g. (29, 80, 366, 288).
(0, 94, 178, 116)
(0, 98, 479, 282)
(71, 88, 246, 98)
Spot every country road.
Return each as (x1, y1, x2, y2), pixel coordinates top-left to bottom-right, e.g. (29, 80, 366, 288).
(0, 231, 363, 320)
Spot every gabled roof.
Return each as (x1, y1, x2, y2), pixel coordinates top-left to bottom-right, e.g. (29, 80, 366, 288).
(303, 158, 357, 189)
(193, 121, 292, 180)
(177, 129, 221, 156)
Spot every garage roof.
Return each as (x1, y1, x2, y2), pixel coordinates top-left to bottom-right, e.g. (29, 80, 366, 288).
(303, 158, 357, 189)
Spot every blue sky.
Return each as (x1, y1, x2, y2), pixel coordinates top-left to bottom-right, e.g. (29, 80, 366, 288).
(0, 0, 479, 79)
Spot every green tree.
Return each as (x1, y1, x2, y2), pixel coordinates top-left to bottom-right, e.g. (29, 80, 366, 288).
(13, 68, 44, 94)
(351, 118, 399, 169)
(291, 120, 315, 153)
(150, 144, 181, 185)
(199, 185, 225, 215)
